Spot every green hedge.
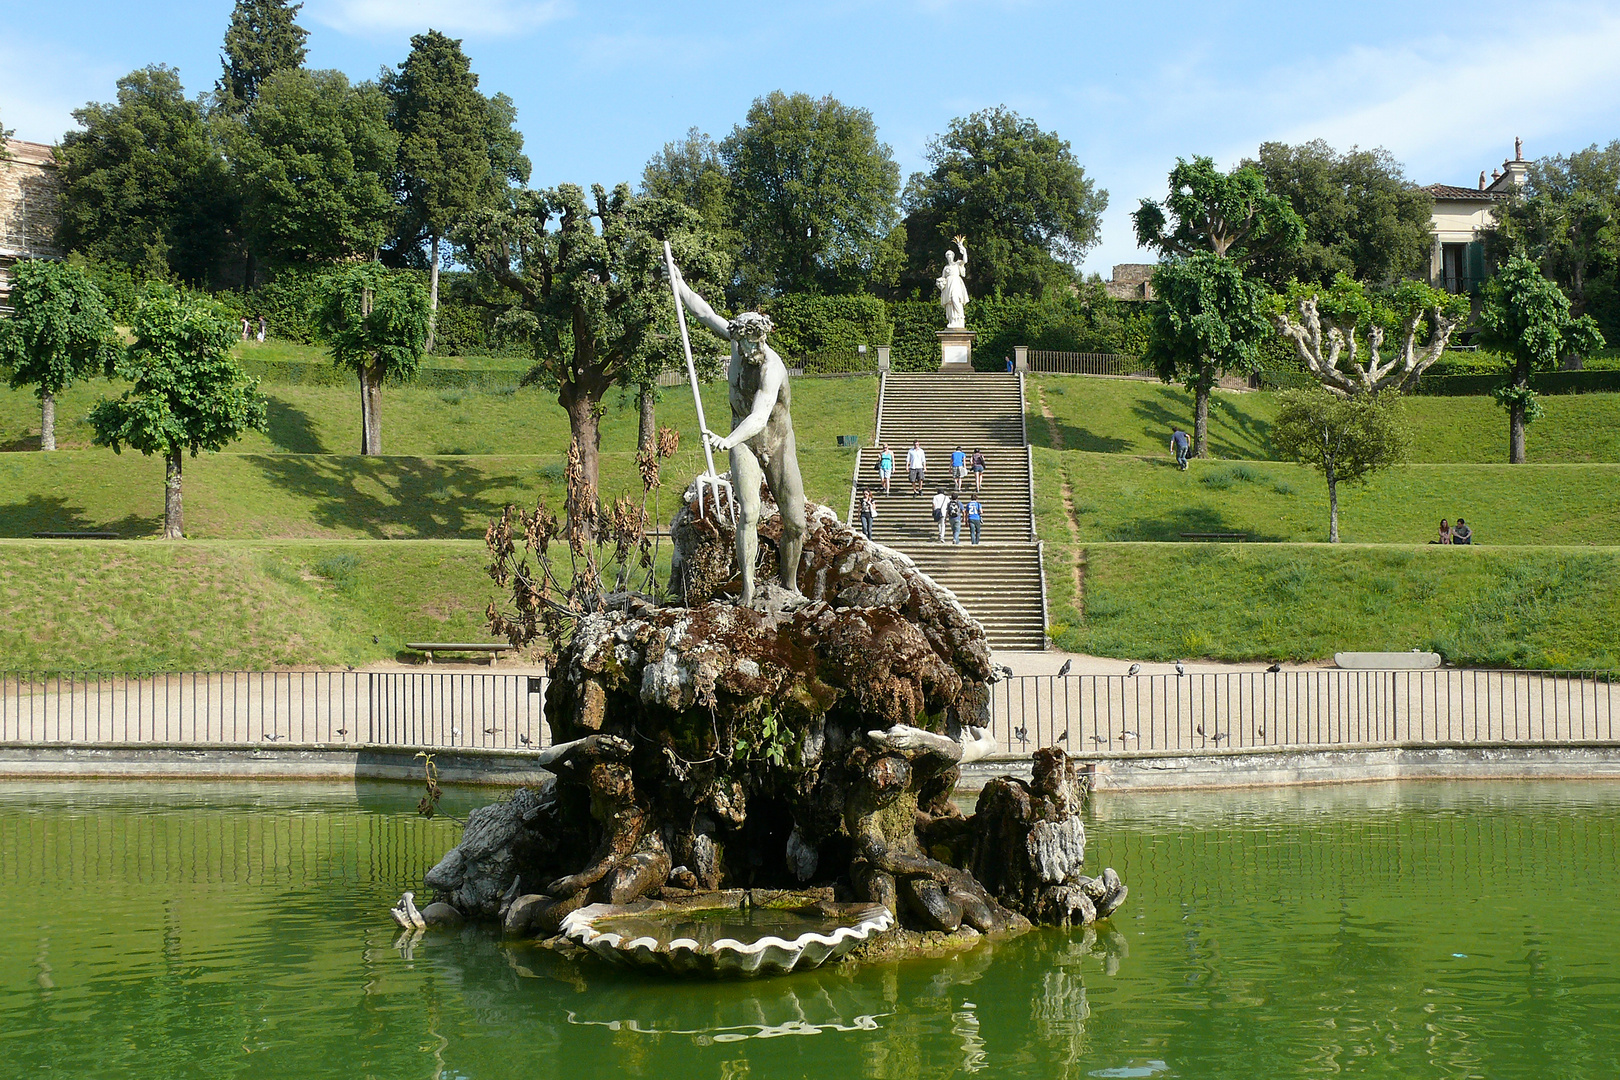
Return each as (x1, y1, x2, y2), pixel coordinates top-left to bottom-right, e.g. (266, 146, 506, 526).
(890, 300, 943, 371)
(1415, 369, 1620, 396)
(761, 294, 892, 359)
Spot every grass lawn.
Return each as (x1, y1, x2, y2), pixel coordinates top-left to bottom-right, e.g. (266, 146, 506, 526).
(1043, 542, 1620, 671)
(0, 446, 859, 539)
(1036, 449, 1620, 546)
(0, 539, 499, 670)
(1025, 375, 1620, 464)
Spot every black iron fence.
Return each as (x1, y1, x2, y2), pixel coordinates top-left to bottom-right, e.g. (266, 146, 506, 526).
(1027, 351, 1155, 377)
(3, 667, 1616, 757)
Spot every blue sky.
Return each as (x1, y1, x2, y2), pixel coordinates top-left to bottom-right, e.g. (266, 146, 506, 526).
(5, 0, 1620, 275)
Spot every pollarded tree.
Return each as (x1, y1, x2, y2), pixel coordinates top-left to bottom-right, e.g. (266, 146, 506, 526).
(721, 91, 900, 298)
(1135, 156, 1305, 262)
(902, 106, 1107, 299)
(1474, 255, 1605, 463)
(1274, 274, 1469, 396)
(1271, 387, 1409, 543)
(0, 260, 121, 451)
(217, 0, 308, 111)
(316, 263, 430, 455)
(385, 30, 530, 353)
(89, 289, 268, 538)
(1143, 253, 1273, 459)
(457, 184, 726, 543)
(232, 68, 398, 266)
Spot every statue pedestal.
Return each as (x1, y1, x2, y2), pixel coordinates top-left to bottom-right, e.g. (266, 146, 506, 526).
(937, 329, 976, 372)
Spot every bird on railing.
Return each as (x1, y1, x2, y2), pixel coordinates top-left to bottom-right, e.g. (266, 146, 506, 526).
(1119, 730, 1139, 742)
(518, 734, 533, 746)
(1089, 734, 1107, 746)
(1057, 659, 1073, 677)
(1266, 662, 1282, 673)
(1257, 724, 1266, 737)
(1057, 729, 1070, 742)
(1212, 731, 1230, 744)
(1014, 725, 1029, 749)
(484, 727, 498, 735)
(335, 728, 348, 737)
(262, 733, 283, 742)
(1175, 660, 1186, 677)
(1127, 663, 1142, 677)
(451, 728, 462, 739)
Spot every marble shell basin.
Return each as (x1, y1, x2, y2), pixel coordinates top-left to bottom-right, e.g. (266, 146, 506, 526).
(560, 896, 894, 977)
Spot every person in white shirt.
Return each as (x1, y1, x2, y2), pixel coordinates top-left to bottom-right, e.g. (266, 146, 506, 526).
(907, 441, 927, 495)
(932, 489, 949, 542)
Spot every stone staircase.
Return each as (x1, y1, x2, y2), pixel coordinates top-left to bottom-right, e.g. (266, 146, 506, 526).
(850, 372, 1047, 651)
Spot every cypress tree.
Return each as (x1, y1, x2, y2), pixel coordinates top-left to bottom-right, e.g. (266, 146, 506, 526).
(218, 0, 309, 110)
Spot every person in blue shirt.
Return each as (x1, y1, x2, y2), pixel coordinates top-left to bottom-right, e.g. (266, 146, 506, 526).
(966, 496, 983, 544)
(951, 445, 967, 491)
(1170, 427, 1191, 471)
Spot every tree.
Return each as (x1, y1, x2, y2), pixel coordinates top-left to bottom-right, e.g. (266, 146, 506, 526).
(1134, 156, 1304, 261)
(1486, 141, 1620, 342)
(1244, 140, 1433, 288)
(1274, 275, 1468, 395)
(1143, 253, 1273, 458)
(56, 66, 236, 285)
(1271, 387, 1409, 542)
(231, 69, 398, 266)
(720, 91, 900, 298)
(217, 0, 308, 110)
(0, 260, 120, 451)
(458, 184, 725, 542)
(385, 30, 529, 353)
(1474, 255, 1604, 463)
(315, 263, 430, 454)
(901, 106, 1106, 298)
(88, 290, 268, 538)
(642, 127, 735, 250)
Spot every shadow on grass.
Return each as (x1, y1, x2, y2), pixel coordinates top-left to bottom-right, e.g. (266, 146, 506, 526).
(250, 455, 533, 538)
(264, 397, 328, 454)
(1107, 502, 1289, 543)
(0, 493, 157, 537)
(1046, 421, 1131, 454)
(1130, 395, 1272, 459)
(0, 435, 42, 452)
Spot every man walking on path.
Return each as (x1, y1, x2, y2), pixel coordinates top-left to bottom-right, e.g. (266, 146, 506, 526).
(971, 448, 985, 492)
(966, 495, 982, 544)
(932, 488, 949, 542)
(859, 488, 877, 539)
(1171, 427, 1191, 471)
(951, 445, 966, 491)
(948, 492, 964, 544)
(908, 441, 927, 495)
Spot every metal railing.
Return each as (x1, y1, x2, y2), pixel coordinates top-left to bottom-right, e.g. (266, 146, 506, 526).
(3, 667, 1617, 759)
(1027, 351, 1155, 377)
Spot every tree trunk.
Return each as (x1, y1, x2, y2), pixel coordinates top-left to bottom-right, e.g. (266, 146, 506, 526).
(360, 363, 383, 455)
(40, 391, 56, 452)
(426, 233, 440, 355)
(1509, 369, 1528, 464)
(1193, 377, 1211, 459)
(562, 386, 603, 547)
(1326, 465, 1339, 543)
(638, 385, 656, 453)
(164, 447, 184, 539)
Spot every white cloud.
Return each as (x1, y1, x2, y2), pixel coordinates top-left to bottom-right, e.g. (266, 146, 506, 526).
(310, 0, 572, 37)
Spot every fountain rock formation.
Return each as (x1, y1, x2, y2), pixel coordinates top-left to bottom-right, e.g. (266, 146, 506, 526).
(423, 493, 1126, 946)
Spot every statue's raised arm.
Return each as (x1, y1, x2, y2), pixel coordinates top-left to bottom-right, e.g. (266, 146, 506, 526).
(953, 235, 968, 268)
(668, 262, 731, 340)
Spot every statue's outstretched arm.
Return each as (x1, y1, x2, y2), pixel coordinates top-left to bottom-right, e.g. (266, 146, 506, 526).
(672, 268, 730, 340)
(954, 236, 968, 268)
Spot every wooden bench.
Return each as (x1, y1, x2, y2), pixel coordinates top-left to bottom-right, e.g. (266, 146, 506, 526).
(32, 531, 121, 539)
(405, 642, 515, 665)
(1179, 532, 1248, 542)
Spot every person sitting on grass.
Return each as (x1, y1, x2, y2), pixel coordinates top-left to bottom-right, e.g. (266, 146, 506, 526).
(1452, 518, 1472, 545)
(1430, 519, 1452, 545)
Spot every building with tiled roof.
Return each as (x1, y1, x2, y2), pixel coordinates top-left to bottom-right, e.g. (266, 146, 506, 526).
(1, 138, 65, 310)
(1420, 140, 1526, 295)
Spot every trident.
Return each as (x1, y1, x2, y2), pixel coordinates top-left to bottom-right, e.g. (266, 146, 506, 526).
(664, 240, 736, 523)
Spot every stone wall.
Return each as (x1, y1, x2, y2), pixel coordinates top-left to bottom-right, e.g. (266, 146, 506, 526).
(1, 139, 65, 309)
(1102, 263, 1154, 301)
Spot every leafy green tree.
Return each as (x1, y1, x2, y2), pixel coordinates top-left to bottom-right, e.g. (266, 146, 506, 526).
(315, 263, 430, 455)
(1271, 387, 1409, 542)
(1144, 253, 1273, 458)
(720, 91, 899, 298)
(1274, 274, 1468, 395)
(1135, 156, 1305, 262)
(1244, 140, 1433, 287)
(56, 66, 236, 284)
(901, 106, 1106, 298)
(232, 69, 398, 267)
(385, 30, 529, 353)
(1474, 255, 1605, 463)
(459, 184, 726, 539)
(0, 260, 121, 450)
(642, 127, 735, 251)
(1486, 142, 1620, 341)
(217, 0, 308, 110)
(89, 290, 268, 538)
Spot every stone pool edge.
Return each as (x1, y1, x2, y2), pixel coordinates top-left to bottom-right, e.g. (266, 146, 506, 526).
(2, 741, 1619, 792)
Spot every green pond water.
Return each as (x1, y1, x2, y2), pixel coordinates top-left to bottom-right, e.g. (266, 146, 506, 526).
(2, 779, 1618, 1079)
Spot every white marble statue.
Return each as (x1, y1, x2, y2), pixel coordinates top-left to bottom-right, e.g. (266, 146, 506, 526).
(936, 236, 969, 329)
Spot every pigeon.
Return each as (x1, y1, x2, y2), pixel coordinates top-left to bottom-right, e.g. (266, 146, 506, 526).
(1212, 731, 1230, 744)
(1195, 723, 1205, 737)
(1266, 662, 1282, 673)
(262, 733, 282, 742)
(1089, 734, 1107, 746)
(1257, 724, 1266, 737)
(451, 728, 462, 738)
(484, 727, 498, 735)
(1127, 663, 1142, 677)
(1013, 725, 1029, 747)
(1119, 730, 1139, 741)
(1057, 659, 1073, 677)
(1175, 660, 1186, 676)
(518, 734, 532, 746)
(372, 634, 379, 644)
(335, 728, 348, 736)
(1057, 729, 1070, 742)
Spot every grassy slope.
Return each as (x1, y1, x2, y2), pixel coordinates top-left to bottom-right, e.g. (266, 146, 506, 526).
(1026, 375, 1620, 464)
(1037, 450, 1620, 546)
